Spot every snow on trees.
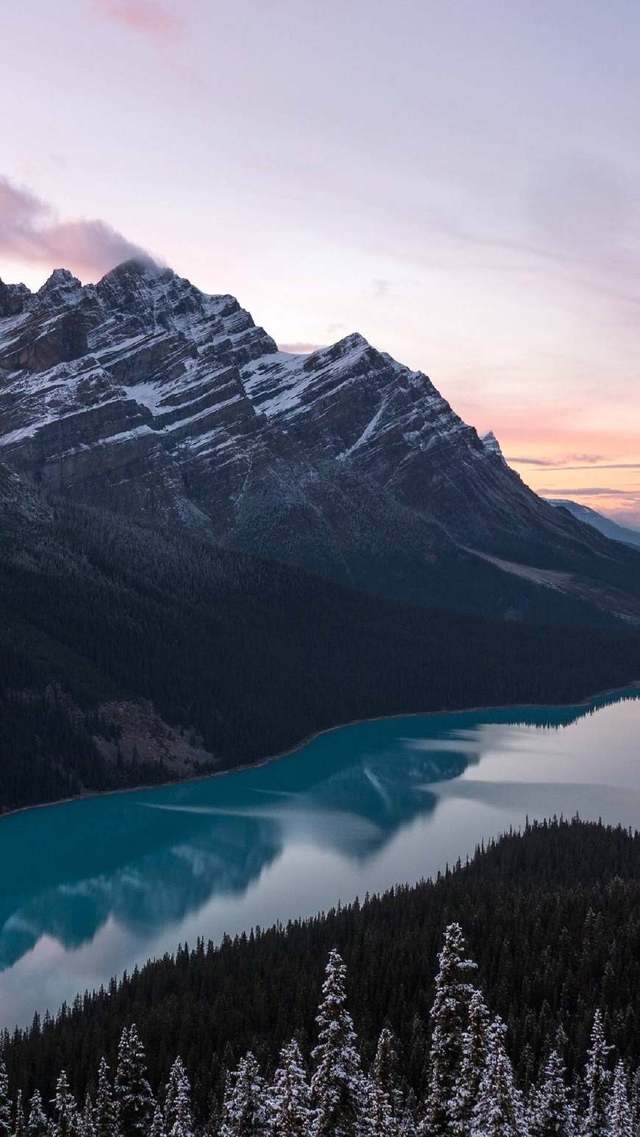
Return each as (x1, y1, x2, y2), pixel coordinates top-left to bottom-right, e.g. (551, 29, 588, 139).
(421, 923, 478, 1137)
(310, 948, 366, 1137)
(268, 1039, 311, 1137)
(582, 1012, 613, 1137)
(219, 1051, 268, 1137)
(470, 1017, 528, 1137)
(114, 1025, 155, 1137)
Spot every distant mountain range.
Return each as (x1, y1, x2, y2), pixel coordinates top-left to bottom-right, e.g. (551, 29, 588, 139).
(549, 499, 640, 550)
(1, 259, 640, 809)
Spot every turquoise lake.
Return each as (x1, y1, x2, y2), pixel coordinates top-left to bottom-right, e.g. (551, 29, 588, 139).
(1, 687, 639, 1028)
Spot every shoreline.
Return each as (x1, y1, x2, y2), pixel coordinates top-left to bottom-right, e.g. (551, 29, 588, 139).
(3, 677, 640, 824)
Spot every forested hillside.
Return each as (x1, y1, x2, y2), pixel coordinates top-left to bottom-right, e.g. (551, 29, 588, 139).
(5, 818, 640, 1125)
(2, 465, 640, 812)
(0, 918, 632, 1137)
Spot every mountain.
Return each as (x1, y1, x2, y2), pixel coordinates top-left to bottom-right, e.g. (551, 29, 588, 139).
(2, 259, 640, 625)
(2, 461, 638, 812)
(549, 498, 640, 550)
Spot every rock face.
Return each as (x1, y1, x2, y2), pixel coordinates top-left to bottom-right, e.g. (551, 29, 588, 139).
(1, 258, 638, 617)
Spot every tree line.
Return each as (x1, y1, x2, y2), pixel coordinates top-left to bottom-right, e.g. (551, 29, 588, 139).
(0, 922, 635, 1137)
(6, 819, 640, 1114)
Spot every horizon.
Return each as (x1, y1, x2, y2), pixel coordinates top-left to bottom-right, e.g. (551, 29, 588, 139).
(2, 0, 639, 523)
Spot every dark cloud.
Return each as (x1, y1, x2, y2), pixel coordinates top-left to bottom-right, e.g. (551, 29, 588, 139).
(0, 176, 149, 282)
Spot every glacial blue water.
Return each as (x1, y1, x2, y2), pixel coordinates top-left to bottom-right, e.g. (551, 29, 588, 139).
(1, 687, 639, 1028)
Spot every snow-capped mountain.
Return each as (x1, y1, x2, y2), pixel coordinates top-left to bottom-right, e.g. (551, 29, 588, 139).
(1, 259, 639, 620)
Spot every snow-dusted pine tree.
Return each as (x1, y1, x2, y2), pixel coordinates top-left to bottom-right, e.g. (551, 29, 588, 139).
(114, 1026, 155, 1137)
(219, 1052, 268, 1137)
(0, 1061, 11, 1137)
(268, 1039, 312, 1137)
(310, 948, 365, 1137)
(628, 1067, 640, 1134)
(13, 1090, 25, 1137)
(26, 1092, 47, 1137)
(163, 1055, 194, 1137)
(94, 1059, 117, 1137)
(164, 1058, 193, 1137)
(52, 1071, 78, 1137)
(372, 1029, 403, 1119)
(452, 988, 490, 1137)
(528, 1050, 574, 1137)
(607, 1061, 633, 1137)
(79, 1094, 95, 1137)
(421, 923, 478, 1137)
(149, 1105, 167, 1137)
(581, 1012, 612, 1137)
(361, 1075, 396, 1137)
(470, 1017, 528, 1137)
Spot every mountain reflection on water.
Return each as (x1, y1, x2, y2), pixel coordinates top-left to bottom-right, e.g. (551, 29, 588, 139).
(0, 689, 638, 1027)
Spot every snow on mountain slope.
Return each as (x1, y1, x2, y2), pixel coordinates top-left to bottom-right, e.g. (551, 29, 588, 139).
(1, 258, 639, 621)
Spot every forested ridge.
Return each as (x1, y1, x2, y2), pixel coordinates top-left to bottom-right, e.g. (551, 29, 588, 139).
(1, 466, 640, 812)
(5, 818, 640, 1131)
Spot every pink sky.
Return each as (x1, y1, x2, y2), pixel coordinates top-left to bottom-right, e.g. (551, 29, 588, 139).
(1, 1, 638, 522)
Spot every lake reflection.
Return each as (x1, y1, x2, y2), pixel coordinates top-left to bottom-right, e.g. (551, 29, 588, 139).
(1, 689, 639, 1027)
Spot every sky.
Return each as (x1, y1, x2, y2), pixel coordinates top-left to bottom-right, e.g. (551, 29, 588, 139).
(1, 0, 639, 523)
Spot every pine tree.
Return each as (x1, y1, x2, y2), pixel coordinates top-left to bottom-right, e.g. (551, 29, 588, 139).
(14, 1090, 25, 1137)
(628, 1067, 640, 1135)
(528, 1050, 574, 1137)
(607, 1061, 632, 1137)
(94, 1060, 117, 1137)
(219, 1052, 268, 1137)
(421, 923, 478, 1137)
(269, 1039, 311, 1137)
(361, 1076, 396, 1137)
(310, 949, 365, 1137)
(79, 1095, 95, 1137)
(52, 1072, 78, 1137)
(114, 1026, 155, 1137)
(149, 1106, 166, 1137)
(453, 988, 490, 1137)
(582, 1012, 613, 1137)
(470, 1017, 528, 1137)
(26, 1093, 47, 1137)
(0, 1061, 11, 1137)
(164, 1058, 193, 1137)
(372, 1029, 403, 1119)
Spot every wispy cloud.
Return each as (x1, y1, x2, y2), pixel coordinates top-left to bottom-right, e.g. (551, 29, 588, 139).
(0, 176, 149, 282)
(94, 0, 180, 38)
(538, 486, 636, 498)
(277, 342, 325, 354)
(511, 456, 640, 472)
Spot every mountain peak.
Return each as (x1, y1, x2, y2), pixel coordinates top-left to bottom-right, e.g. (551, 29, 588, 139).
(37, 268, 82, 298)
(481, 430, 505, 461)
(99, 256, 162, 283)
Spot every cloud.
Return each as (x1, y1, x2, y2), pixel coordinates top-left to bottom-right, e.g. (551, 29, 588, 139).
(372, 278, 390, 298)
(510, 456, 640, 472)
(95, 0, 180, 37)
(508, 455, 561, 467)
(538, 486, 636, 498)
(277, 342, 325, 354)
(0, 176, 149, 282)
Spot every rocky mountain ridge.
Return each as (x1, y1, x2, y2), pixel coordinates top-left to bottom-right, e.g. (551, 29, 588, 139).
(1, 258, 639, 622)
